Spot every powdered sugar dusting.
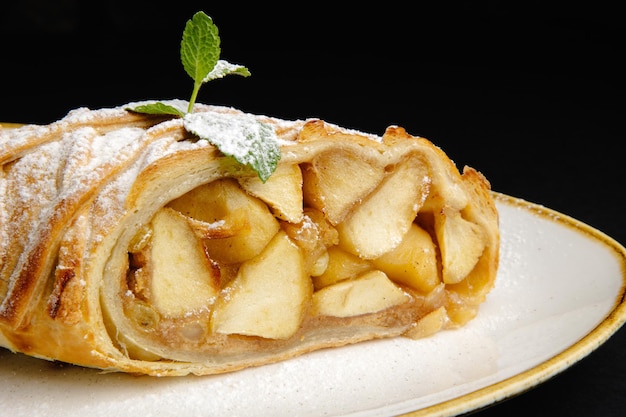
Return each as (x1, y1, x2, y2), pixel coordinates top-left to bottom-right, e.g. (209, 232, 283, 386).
(183, 111, 280, 182)
(0, 124, 51, 162)
(2, 140, 64, 249)
(183, 111, 279, 161)
(0, 173, 7, 257)
(88, 120, 213, 241)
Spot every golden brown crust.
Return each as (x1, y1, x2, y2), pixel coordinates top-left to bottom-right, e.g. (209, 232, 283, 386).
(0, 103, 499, 376)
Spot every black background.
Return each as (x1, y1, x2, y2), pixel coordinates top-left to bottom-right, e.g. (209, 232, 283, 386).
(1, 2, 625, 416)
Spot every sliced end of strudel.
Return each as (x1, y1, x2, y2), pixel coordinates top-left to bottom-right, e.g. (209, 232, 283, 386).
(0, 103, 498, 376)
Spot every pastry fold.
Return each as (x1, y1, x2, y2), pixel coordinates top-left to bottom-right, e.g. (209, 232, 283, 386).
(0, 103, 499, 376)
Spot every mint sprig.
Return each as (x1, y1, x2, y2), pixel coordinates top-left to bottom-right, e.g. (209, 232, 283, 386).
(181, 11, 221, 113)
(127, 11, 280, 182)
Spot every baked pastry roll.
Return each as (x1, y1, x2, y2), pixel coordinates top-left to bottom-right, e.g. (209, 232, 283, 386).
(0, 103, 499, 376)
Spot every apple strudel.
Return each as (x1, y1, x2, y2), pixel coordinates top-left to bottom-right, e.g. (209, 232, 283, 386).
(0, 102, 498, 376)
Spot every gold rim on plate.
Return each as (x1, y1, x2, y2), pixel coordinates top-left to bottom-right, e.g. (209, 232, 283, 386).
(1, 122, 24, 129)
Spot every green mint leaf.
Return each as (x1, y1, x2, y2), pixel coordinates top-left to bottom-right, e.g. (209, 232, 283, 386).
(202, 60, 251, 83)
(183, 112, 281, 182)
(181, 11, 220, 112)
(181, 11, 220, 84)
(126, 102, 186, 117)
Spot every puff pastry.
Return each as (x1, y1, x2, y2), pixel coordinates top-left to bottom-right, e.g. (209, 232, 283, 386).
(0, 103, 499, 376)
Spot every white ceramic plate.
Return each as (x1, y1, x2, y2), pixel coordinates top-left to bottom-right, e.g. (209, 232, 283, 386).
(1, 193, 625, 417)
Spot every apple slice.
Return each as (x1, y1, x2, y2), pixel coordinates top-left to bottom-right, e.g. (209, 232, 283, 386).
(238, 163, 304, 223)
(210, 231, 312, 339)
(167, 179, 280, 264)
(148, 208, 221, 318)
(302, 149, 386, 225)
(312, 245, 373, 290)
(403, 306, 448, 340)
(336, 157, 430, 259)
(372, 223, 440, 293)
(435, 208, 486, 284)
(311, 270, 410, 318)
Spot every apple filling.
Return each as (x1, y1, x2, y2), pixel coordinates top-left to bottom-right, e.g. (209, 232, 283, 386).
(122, 147, 489, 351)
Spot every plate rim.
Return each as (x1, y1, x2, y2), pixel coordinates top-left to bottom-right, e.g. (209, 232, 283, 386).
(403, 192, 626, 416)
(0, 122, 25, 129)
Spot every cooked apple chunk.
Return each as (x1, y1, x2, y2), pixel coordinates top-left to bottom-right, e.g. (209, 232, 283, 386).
(168, 179, 280, 264)
(311, 270, 410, 318)
(148, 208, 220, 317)
(435, 208, 486, 284)
(301, 149, 386, 225)
(403, 306, 448, 340)
(336, 157, 430, 259)
(210, 231, 311, 339)
(372, 223, 440, 293)
(238, 163, 304, 223)
(312, 245, 373, 290)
